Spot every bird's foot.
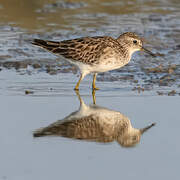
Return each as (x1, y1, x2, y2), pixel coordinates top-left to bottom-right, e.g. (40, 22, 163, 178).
(74, 87, 79, 91)
(92, 86, 100, 91)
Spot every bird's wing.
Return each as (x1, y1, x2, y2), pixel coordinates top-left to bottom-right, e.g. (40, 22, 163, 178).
(32, 36, 117, 65)
(33, 114, 115, 143)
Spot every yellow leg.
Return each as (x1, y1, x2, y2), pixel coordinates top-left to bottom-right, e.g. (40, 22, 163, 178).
(92, 90, 96, 104)
(92, 73, 99, 90)
(74, 89, 83, 104)
(74, 74, 83, 90)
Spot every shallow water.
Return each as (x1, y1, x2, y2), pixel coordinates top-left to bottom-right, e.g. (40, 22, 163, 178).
(0, 0, 180, 179)
(0, 82, 180, 180)
(1, 70, 180, 180)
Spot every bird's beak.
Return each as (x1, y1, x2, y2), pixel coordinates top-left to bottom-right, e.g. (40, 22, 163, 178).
(140, 123, 156, 134)
(141, 47, 156, 57)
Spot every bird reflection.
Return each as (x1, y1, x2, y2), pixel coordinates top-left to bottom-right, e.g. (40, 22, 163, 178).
(33, 91, 155, 147)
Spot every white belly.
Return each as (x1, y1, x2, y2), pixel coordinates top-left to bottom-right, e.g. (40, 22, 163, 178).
(64, 56, 130, 75)
(93, 56, 130, 73)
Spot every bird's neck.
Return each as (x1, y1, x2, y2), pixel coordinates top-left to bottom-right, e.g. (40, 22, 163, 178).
(117, 39, 138, 59)
(128, 48, 139, 58)
(117, 42, 131, 59)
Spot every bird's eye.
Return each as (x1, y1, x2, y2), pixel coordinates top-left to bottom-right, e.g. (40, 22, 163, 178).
(133, 40, 137, 44)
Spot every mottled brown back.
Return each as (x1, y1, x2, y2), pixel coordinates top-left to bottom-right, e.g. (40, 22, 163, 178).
(32, 36, 123, 65)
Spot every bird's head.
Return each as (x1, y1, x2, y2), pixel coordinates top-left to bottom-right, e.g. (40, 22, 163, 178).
(117, 32, 156, 57)
(117, 123, 155, 147)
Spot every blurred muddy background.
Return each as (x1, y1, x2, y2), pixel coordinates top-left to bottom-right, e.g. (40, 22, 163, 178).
(0, 0, 180, 95)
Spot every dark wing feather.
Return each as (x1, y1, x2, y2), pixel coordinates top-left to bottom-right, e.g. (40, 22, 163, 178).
(32, 37, 116, 64)
(32, 39, 60, 51)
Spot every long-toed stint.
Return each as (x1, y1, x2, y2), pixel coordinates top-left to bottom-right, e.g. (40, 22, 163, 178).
(32, 32, 156, 90)
(34, 91, 155, 147)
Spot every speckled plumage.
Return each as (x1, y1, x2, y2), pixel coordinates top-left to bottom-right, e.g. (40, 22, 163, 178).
(34, 92, 155, 147)
(32, 32, 155, 90)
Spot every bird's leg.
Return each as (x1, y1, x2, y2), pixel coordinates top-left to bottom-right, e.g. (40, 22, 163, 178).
(74, 74, 83, 90)
(74, 89, 85, 107)
(92, 90, 96, 105)
(92, 73, 99, 90)
(75, 89, 82, 102)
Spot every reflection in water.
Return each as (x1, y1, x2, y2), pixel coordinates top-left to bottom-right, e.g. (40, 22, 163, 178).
(34, 92, 155, 147)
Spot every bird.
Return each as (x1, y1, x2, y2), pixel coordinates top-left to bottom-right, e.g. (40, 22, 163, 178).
(33, 91, 155, 147)
(32, 32, 156, 91)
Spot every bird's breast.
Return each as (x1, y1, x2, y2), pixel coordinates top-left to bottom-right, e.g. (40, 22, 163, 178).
(92, 55, 131, 73)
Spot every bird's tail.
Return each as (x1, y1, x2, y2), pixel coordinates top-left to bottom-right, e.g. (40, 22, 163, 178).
(33, 123, 69, 138)
(32, 39, 60, 51)
(33, 127, 51, 137)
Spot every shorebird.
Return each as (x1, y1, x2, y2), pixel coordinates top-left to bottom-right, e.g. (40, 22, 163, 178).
(32, 32, 156, 90)
(34, 92, 155, 147)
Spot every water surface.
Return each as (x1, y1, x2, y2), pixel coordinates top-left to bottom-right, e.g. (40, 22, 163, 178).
(0, 82, 179, 180)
